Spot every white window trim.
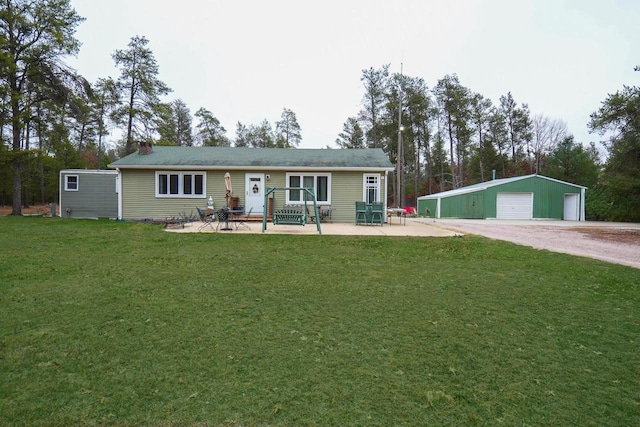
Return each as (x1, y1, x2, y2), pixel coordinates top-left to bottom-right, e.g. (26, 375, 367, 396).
(155, 171, 207, 198)
(285, 173, 331, 205)
(65, 175, 79, 191)
(363, 174, 381, 203)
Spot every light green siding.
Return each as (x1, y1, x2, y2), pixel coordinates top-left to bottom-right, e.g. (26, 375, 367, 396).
(120, 169, 385, 222)
(112, 147, 394, 222)
(331, 172, 371, 222)
(266, 171, 383, 222)
(122, 170, 252, 219)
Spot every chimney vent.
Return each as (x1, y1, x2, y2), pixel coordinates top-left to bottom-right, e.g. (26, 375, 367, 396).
(139, 142, 153, 155)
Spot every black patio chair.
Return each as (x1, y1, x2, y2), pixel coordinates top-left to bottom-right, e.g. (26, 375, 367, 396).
(319, 207, 332, 223)
(215, 208, 232, 231)
(234, 207, 253, 230)
(196, 207, 214, 231)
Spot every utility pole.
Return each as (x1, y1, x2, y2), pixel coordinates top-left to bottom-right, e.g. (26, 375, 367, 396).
(396, 63, 404, 207)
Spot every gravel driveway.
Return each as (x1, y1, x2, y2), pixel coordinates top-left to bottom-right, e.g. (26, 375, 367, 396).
(419, 218, 640, 270)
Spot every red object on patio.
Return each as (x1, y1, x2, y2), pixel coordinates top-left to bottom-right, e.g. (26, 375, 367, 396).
(404, 206, 416, 215)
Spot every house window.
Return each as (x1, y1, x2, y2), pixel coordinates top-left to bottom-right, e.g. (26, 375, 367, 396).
(363, 174, 380, 204)
(156, 171, 206, 198)
(286, 173, 331, 204)
(65, 175, 79, 191)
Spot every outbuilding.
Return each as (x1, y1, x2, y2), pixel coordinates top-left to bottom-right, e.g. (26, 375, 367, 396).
(417, 174, 586, 221)
(59, 169, 119, 219)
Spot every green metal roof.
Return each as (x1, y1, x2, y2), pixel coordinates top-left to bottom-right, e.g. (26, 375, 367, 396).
(109, 146, 394, 170)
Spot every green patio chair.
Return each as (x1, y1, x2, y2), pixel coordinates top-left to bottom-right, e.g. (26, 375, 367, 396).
(355, 201, 368, 225)
(370, 202, 384, 225)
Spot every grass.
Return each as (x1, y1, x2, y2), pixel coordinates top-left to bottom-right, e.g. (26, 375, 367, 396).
(0, 216, 638, 426)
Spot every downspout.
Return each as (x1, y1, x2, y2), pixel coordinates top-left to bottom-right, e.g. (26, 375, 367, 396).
(580, 188, 586, 221)
(58, 170, 62, 218)
(384, 170, 389, 223)
(116, 168, 123, 220)
(436, 197, 441, 219)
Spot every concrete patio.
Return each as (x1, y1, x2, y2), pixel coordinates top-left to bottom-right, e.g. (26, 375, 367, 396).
(166, 217, 458, 237)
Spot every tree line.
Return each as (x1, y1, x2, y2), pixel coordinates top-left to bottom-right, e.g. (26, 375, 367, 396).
(1, 0, 638, 221)
(336, 65, 600, 209)
(338, 64, 637, 221)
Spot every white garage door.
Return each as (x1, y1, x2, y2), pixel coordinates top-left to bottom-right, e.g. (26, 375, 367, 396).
(496, 193, 533, 219)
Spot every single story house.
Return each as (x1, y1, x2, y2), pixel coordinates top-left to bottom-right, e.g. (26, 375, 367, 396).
(59, 169, 119, 219)
(109, 146, 395, 222)
(417, 174, 586, 220)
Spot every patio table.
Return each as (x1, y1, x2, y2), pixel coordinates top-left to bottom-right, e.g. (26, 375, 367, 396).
(387, 208, 407, 225)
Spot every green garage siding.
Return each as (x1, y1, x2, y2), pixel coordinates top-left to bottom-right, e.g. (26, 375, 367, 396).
(440, 191, 485, 219)
(417, 175, 586, 221)
(420, 199, 438, 217)
(483, 176, 582, 219)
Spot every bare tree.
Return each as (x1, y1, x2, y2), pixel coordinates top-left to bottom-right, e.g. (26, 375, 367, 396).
(531, 114, 568, 173)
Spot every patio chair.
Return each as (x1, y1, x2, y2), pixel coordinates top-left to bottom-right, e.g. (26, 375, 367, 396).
(234, 207, 253, 230)
(370, 202, 384, 225)
(196, 207, 214, 231)
(319, 207, 332, 223)
(215, 208, 232, 231)
(355, 201, 368, 225)
(308, 206, 332, 223)
(304, 206, 316, 223)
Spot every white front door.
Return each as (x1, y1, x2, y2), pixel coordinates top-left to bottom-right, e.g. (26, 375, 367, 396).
(245, 173, 265, 214)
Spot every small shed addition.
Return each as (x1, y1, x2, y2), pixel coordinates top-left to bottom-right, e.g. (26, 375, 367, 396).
(417, 174, 586, 221)
(59, 170, 119, 219)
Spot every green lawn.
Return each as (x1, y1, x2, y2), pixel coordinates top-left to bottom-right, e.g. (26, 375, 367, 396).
(1, 216, 638, 426)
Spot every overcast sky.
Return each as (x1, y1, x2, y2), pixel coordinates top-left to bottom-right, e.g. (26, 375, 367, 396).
(66, 0, 639, 150)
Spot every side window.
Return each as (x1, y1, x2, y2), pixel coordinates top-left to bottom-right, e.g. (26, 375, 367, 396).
(65, 175, 79, 191)
(289, 175, 301, 202)
(317, 176, 328, 202)
(286, 173, 331, 204)
(156, 171, 206, 197)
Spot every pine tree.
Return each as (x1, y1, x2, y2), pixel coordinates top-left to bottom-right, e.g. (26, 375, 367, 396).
(589, 83, 640, 221)
(1, 0, 85, 214)
(112, 35, 171, 154)
(335, 117, 365, 149)
(195, 108, 229, 146)
(275, 108, 301, 147)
